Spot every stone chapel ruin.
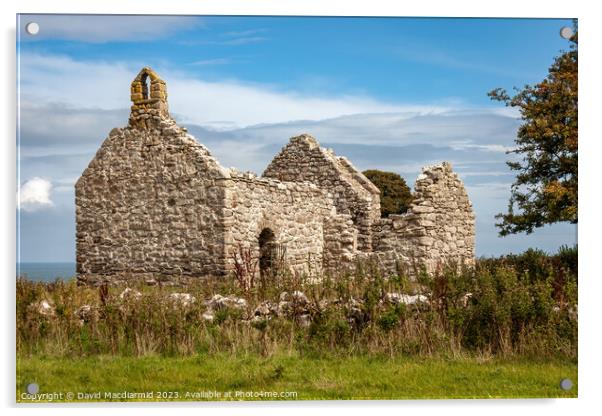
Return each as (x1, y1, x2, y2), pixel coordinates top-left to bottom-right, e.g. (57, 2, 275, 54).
(75, 67, 475, 285)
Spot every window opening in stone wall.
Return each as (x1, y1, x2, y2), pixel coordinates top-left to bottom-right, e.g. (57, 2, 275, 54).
(142, 73, 150, 100)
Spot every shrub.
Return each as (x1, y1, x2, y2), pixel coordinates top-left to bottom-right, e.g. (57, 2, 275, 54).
(362, 169, 413, 217)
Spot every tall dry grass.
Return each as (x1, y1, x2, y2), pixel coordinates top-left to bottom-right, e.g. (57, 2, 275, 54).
(16, 246, 577, 360)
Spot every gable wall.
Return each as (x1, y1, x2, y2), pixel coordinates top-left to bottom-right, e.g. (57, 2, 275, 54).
(263, 134, 381, 251)
(75, 120, 229, 284)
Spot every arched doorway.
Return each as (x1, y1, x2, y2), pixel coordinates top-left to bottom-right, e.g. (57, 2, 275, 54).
(258, 228, 276, 278)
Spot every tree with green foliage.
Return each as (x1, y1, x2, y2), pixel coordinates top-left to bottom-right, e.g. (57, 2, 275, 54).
(363, 169, 413, 217)
(488, 23, 577, 236)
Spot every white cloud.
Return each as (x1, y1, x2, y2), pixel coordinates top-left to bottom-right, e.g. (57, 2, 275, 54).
(167, 79, 451, 129)
(18, 101, 521, 186)
(19, 53, 454, 129)
(189, 58, 232, 66)
(18, 177, 54, 211)
(178, 37, 268, 47)
(456, 171, 512, 177)
(19, 15, 202, 43)
(218, 36, 267, 46)
(19, 54, 137, 109)
(393, 37, 531, 80)
(190, 110, 521, 150)
(448, 142, 516, 153)
(221, 28, 268, 38)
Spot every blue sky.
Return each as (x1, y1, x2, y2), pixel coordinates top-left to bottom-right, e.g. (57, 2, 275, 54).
(17, 14, 577, 262)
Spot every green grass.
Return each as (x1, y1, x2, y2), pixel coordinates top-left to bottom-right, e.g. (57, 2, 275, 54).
(16, 248, 578, 402)
(17, 353, 577, 402)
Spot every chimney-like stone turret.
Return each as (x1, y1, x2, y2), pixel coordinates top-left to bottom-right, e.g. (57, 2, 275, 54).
(129, 67, 169, 129)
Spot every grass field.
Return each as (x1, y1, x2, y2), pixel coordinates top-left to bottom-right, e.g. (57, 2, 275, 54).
(16, 248, 578, 402)
(17, 353, 577, 402)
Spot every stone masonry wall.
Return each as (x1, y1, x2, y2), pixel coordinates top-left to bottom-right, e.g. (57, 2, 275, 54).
(75, 115, 231, 284)
(222, 170, 334, 276)
(263, 134, 381, 252)
(323, 213, 357, 272)
(371, 162, 476, 274)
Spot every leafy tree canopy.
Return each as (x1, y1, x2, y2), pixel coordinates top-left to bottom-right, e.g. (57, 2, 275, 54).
(488, 22, 577, 236)
(363, 169, 413, 217)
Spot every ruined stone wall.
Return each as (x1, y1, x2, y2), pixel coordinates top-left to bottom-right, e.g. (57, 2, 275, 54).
(75, 116, 231, 284)
(263, 134, 381, 251)
(223, 171, 334, 276)
(323, 213, 357, 272)
(76, 67, 476, 285)
(371, 162, 476, 274)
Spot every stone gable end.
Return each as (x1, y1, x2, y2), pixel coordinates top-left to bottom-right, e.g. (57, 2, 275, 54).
(263, 134, 381, 251)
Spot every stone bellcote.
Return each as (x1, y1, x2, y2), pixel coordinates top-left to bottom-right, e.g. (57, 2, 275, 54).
(129, 67, 170, 129)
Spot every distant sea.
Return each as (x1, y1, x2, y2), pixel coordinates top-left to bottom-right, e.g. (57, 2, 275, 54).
(17, 262, 76, 282)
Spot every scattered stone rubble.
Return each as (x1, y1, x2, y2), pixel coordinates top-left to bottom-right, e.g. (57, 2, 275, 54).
(75, 304, 96, 325)
(34, 287, 574, 330)
(384, 292, 429, 306)
(204, 294, 247, 311)
(29, 299, 55, 317)
(168, 293, 197, 308)
(119, 288, 142, 301)
(200, 294, 248, 321)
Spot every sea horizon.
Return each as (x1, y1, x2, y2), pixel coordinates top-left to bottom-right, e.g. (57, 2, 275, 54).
(17, 262, 76, 281)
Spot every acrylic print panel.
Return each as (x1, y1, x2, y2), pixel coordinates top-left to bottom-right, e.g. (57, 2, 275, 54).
(16, 14, 578, 402)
